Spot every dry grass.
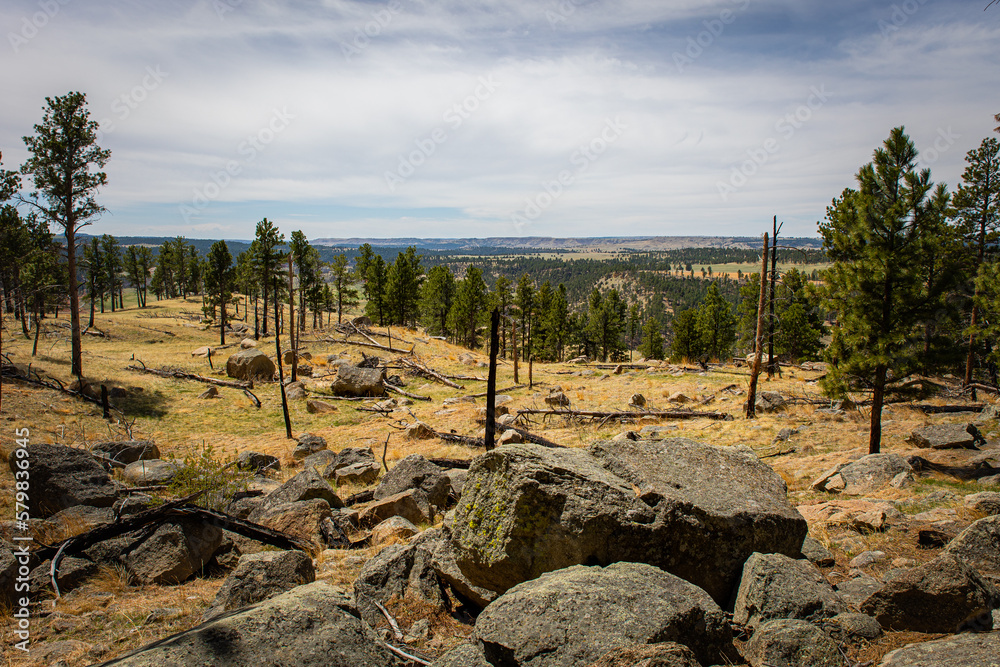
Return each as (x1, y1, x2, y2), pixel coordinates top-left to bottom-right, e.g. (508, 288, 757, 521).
(2, 298, 997, 664)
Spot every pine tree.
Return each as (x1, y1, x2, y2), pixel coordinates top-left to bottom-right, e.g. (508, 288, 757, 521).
(670, 308, 702, 361)
(330, 253, 359, 324)
(639, 316, 665, 360)
(100, 234, 123, 311)
(449, 266, 488, 349)
(515, 275, 535, 361)
(820, 127, 946, 454)
(204, 240, 234, 345)
(696, 281, 737, 361)
(420, 264, 456, 337)
(83, 238, 103, 326)
(491, 275, 514, 357)
(253, 218, 284, 336)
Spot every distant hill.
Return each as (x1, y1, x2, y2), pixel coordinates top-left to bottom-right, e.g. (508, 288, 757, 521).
(311, 236, 823, 252)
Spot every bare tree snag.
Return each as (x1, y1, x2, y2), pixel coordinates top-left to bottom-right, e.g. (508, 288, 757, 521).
(746, 232, 769, 419)
(274, 276, 293, 439)
(486, 307, 499, 451)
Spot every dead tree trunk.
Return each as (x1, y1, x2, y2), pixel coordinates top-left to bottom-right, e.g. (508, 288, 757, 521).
(274, 276, 293, 439)
(485, 308, 500, 450)
(746, 232, 769, 419)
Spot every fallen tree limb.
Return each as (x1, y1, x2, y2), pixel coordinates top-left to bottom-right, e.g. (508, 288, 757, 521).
(242, 388, 262, 408)
(330, 337, 414, 355)
(398, 358, 464, 389)
(1, 366, 106, 409)
(967, 383, 1000, 395)
(516, 408, 732, 421)
(42, 492, 314, 601)
(383, 382, 431, 401)
(466, 384, 525, 399)
(912, 403, 985, 414)
(125, 364, 252, 389)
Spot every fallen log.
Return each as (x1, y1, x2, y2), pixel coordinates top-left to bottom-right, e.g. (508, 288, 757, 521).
(428, 457, 471, 469)
(912, 403, 985, 414)
(516, 408, 732, 421)
(466, 384, 525, 399)
(967, 383, 1000, 395)
(398, 358, 464, 389)
(1, 366, 105, 408)
(383, 382, 431, 401)
(125, 364, 252, 389)
(41, 492, 314, 601)
(329, 337, 415, 355)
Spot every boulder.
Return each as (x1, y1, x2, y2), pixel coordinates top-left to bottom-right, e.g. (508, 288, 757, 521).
(859, 552, 1000, 633)
(7, 444, 117, 518)
(285, 381, 306, 400)
(944, 514, 1000, 578)
(123, 459, 183, 485)
(404, 421, 436, 440)
(203, 550, 315, 621)
(329, 447, 377, 471)
(544, 390, 570, 407)
(811, 454, 912, 495)
(353, 534, 450, 627)
(849, 550, 887, 569)
(446, 469, 468, 497)
(431, 643, 492, 667)
(451, 439, 807, 604)
(226, 348, 275, 382)
(35, 505, 113, 544)
(102, 581, 402, 667)
(797, 499, 902, 533)
(835, 574, 884, 610)
(371, 516, 420, 545)
(964, 491, 1000, 516)
(473, 562, 733, 666)
(236, 451, 279, 473)
(240, 337, 257, 349)
(305, 399, 338, 414)
(498, 429, 524, 445)
(733, 552, 847, 630)
(587, 642, 701, 667)
(743, 618, 842, 667)
(878, 631, 1000, 666)
(821, 612, 883, 641)
(330, 364, 386, 397)
(800, 536, 835, 567)
(907, 423, 979, 450)
(90, 440, 160, 465)
(293, 433, 327, 460)
(334, 462, 381, 486)
(358, 489, 433, 526)
(198, 386, 219, 399)
(755, 391, 787, 413)
(628, 394, 647, 408)
(191, 346, 211, 357)
(29, 556, 97, 595)
(302, 450, 337, 472)
(248, 499, 332, 545)
(374, 455, 450, 509)
(125, 518, 224, 585)
(261, 467, 341, 510)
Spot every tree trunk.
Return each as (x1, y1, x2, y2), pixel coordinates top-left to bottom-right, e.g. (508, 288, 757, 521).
(767, 216, 779, 378)
(67, 228, 83, 379)
(869, 364, 887, 454)
(747, 233, 769, 419)
(274, 276, 292, 439)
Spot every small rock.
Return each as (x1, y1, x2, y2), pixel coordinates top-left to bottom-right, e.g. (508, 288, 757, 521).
(744, 618, 842, 667)
(198, 386, 219, 399)
(849, 550, 886, 569)
(123, 459, 182, 485)
(964, 491, 1000, 516)
(305, 399, 338, 414)
(371, 516, 420, 545)
(800, 536, 835, 567)
(293, 433, 327, 460)
(629, 393, 646, 408)
(404, 422, 437, 440)
(237, 451, 280, 473)
(907, 423, 979, 450)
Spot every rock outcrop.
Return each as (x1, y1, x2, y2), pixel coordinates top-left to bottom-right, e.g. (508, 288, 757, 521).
(7, 444, 117, 518)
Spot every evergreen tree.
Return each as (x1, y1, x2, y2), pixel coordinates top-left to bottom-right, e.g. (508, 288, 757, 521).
(627, 303, 641, 361)
(253, 218, 284, 336)
(820, 127, 946, 454)
(696, 281, 737, 361)
(420, 264, 456, 337)
(954, 137, 1000, 384)
(449, 266, 488, 349)
(100, 234, 123, 311)
(515, 274, 535, 361)
(670, 308, 703, 361)
(204, 240, 234, 345)
(82, 238, 103, 326)
(542, 283, 570, 361)
(385, 246, 423, 327)
(491, 275, 514, 357)
(123, 245, 152, 308)
(20, 92, 110, 378)
(330, 253, 359, 324)
(639, 316, 665, 360)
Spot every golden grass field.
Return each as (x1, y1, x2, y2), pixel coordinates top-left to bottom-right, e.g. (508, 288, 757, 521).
(0, 295, 996, 665)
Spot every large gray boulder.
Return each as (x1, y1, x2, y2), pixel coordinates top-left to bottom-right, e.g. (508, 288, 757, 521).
(353, 532, 449, 627)
(374, 455, 450, 509)
(944, 514, 1000, 579)
(331, 364, 385, 397)
(587, 643, 702, 667)
(733, 552, 847, 630)
(261, 467, 342, 510)
(123, 459, 183, 485)
(431, 643, 492, 667)
(964, 491, 1000, 516)
(859, 553, 1000, 633)
(90, 440, 160, 465)
(248, 499, 332, 545)
(7, 444, 117, 518)
(451, 439, 806, 603)
(878, 631, 1000, 666)
(203, 550, 314, 621)
(96, 581, 402, 667)
(743, 619, 841, 667)
(226, 348, 275, 383)
(907, 423, 979, 449)
(811, 454, 912, 495)
(124, 519, 224, 585)
(473, 562, 733, 666)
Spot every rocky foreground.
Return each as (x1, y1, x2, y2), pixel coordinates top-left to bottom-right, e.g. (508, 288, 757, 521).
(4, 425, 1000, 667)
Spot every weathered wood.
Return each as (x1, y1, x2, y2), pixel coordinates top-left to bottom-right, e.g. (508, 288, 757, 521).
(243, 388, 262, 408)
(383, 382, 431, 401)
(747, 232, 769, 419)
(517, 408, 731, 421)
(912, 403, 985, 414)
(486, 308, 500, 451)
(967, 383, 1000, 395)
(330, 337, 414, 355)
(399, 358, 464, 389)
(465, 384, 525, 399)
(125, 364, 252, 389)
(344, 489, 375, 506)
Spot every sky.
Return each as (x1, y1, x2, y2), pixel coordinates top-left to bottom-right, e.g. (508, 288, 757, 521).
(1, 0, 998, 241)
